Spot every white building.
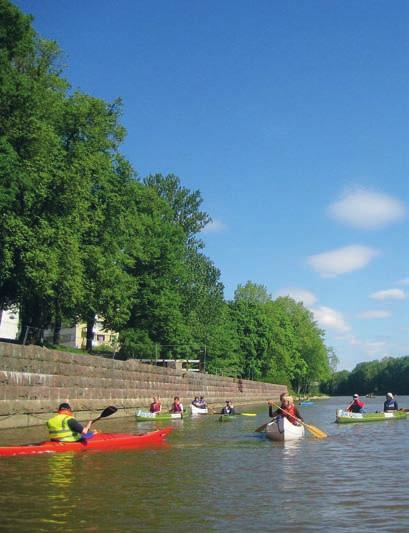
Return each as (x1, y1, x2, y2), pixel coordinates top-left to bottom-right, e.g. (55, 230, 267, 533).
(0, 309, 19, 340)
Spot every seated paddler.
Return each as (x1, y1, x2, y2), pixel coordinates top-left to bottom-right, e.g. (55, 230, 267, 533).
(220, 400, 236, 415)
(347, 394, 365, 413)
(280, 395, 303, 425)
(268, 392, 287, 418)
(47, 402, 93, 442)
(383, 392, 398, 412)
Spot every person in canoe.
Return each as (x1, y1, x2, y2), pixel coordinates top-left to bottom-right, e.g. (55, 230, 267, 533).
(149, 396, 162, 413)
(47, 402, 94, 443)
(383, 392, 398, 412)
(191, 396, 201, 407)
(346, 393, 365, 413)
(220, 400, 236, 415)
(267, 392, 287, 418)
(169, 396, 184, 414)
(198, 396, 207, 408)
(279, 395, 304, 425)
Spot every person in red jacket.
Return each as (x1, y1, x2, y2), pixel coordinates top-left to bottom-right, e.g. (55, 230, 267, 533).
(268, 394, 303, 425)
(347, 394, 365, 413)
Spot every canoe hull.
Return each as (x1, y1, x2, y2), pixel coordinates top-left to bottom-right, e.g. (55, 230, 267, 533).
(0, 428, 173, 457)
(136, 410, 183, 421)
(336, 409, 408, 424)
(190, 405, 208, 415)
(266, 416, 305, 441)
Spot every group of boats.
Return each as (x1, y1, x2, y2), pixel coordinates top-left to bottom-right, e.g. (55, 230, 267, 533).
(136, 403, 209, 421)
(0, 399, 407, 454)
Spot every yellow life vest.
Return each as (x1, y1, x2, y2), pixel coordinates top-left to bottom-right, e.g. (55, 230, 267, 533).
(47, 413, 81, 442)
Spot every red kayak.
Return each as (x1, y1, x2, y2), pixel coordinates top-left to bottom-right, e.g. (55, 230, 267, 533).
(0, 427, 173, 457)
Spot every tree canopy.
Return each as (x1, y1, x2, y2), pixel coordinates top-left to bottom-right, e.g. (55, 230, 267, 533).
(0, 0, 334, 393)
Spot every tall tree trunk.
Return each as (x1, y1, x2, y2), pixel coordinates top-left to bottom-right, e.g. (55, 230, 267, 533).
(18, 298, 49, 345)
(53, 306, 62, 345)
(86, 315, 95, 352)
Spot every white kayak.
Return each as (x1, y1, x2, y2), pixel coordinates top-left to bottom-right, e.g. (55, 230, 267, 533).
(190, 404, 209, 415)
(266, 416, 305, 442)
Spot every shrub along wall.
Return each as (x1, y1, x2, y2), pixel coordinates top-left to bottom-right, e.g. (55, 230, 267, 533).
(0, 342, 286, 429)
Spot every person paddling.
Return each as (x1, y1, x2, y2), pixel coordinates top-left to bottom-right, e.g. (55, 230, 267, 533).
(267, 392, 287, 418)
(347, 394, 365, 413)
(169, 396, 184, 414)
(383, 393, 398, 412)
(221, 400, 236, 415)
(149, 396, 162, 413)
(191, 396, 201, 408)
(279, 395, 304, 425)
(47, 402, 94, 443)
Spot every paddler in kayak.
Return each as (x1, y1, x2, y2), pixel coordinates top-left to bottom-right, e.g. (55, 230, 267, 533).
(384, 392, 398, 412)
(47, 402, 94, 442)
(150, 396, 162, 413)
(220, 400, 236, 415)
(346, 393, 365, 413)
(169, 396, 184, 414)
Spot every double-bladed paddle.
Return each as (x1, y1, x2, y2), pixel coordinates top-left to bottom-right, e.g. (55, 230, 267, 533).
(91, 405, 118, 424)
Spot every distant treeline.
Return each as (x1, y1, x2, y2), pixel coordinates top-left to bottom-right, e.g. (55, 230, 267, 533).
(0, 0, 333, 392)
(321, 356, 409, 396)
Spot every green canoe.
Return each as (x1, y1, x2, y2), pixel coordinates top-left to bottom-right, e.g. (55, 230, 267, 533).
(336, 409, 407, 424)
(136, 410, 184, 421)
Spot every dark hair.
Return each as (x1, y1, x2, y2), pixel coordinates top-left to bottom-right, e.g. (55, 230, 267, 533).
(58, 402, 71, 411)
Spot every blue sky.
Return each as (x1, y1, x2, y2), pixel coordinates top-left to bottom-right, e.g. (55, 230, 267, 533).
(15, 0, 408, 370)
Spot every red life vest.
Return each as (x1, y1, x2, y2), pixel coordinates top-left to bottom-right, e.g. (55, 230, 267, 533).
(283, 404, 298, 425)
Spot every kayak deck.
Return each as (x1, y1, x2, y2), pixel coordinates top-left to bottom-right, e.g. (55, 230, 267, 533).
(0, 428, 173, 457)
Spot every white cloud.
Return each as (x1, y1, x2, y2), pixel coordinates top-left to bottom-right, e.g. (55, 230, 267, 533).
(328, 188, 406, 229)
(398, 278, 409, 285)
(370, 288, 406, 301)
(308, 245, 379, 278)
(357, 310, 391, 319)
(201, 219, 227, 233)
(311, 306, 350, 333)
(275, 287, 317, 306)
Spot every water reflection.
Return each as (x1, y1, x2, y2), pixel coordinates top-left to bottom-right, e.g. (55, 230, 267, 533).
(41, 453, 76, 529)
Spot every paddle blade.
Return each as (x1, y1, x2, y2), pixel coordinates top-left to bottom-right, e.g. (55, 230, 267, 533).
(304, 423, 327, 439)
(254, 422, 269, 433)
(92, 406, 118, 423)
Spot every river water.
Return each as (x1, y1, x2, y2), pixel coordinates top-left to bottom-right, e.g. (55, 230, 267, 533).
(1, 396, 408, 532)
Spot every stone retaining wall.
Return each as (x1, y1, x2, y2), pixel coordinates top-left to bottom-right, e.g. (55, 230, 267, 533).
(0, 342, 286, 429)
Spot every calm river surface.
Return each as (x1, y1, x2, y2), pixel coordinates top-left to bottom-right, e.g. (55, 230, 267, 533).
(1, 396, 409, 532)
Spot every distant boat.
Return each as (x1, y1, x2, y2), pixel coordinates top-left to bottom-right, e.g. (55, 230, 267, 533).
(366, 393, 376, 398)
(299, 401, 314, 406)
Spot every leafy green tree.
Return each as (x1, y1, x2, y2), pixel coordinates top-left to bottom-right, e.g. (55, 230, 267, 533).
(234, 281, 272, 305)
